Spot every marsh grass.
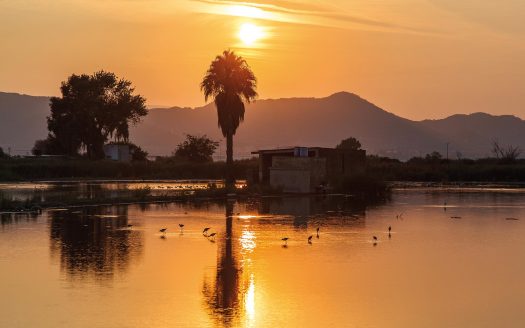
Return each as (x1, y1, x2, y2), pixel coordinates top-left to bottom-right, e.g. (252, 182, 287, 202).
(366, 156, 525, 182)
(0, 157, 258, 181)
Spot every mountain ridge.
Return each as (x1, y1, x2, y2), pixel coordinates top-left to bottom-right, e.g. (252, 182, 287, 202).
(1, 91, 524, 159)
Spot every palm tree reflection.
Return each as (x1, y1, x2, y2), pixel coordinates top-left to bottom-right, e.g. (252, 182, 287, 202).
(202, 201, 249, 327)
(201, 196, 371, 326)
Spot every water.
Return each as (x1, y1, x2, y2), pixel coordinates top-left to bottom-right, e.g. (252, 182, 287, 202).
(1, 189, 525, 327)
(0, 179, 247, 202)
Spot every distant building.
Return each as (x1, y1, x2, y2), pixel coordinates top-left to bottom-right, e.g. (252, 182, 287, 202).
(103, 143, 131, 162)
(251, 147, 366, 193)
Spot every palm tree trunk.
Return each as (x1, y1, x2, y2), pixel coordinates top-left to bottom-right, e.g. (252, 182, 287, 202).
(226, 131, 234, 189)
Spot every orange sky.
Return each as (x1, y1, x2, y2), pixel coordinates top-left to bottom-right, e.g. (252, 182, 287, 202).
(1, 0, 524, 120)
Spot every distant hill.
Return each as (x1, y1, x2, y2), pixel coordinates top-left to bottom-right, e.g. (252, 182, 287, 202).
(1, 91, 524, 159)
(419, 113, 525, 159)
(0, 92, 50, 155)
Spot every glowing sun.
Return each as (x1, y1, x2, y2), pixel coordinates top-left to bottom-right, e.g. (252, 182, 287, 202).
(238, 23, 264, 46)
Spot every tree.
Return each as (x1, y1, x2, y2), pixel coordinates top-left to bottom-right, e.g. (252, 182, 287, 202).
(336, 137, 362, 150)
(129, 143, 149, 161)
(201, 50, 257, 188)
(32, 137, 67, 156)
(47, 71, 147, 159)
(173, 134, 219, 163)
(425, 151, 442, 162)
(32, 139, 47, 156)
(0, 147, 6, 158)
(492, 139, 521, 163)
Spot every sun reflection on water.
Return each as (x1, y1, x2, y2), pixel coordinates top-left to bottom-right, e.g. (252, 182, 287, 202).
(245, 273, 256, 326)
(240, 229, 256, 253)
(238, 215, 258, 220)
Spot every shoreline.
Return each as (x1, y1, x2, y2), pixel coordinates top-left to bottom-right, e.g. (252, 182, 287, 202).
(390, 181, 525, 191)
(3, 183, 525, 213)
(2, 178, 525, 189)
(0, 191, 368, 214)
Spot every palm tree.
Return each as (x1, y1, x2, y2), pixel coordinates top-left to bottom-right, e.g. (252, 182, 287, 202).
(201, 50, 257, 189)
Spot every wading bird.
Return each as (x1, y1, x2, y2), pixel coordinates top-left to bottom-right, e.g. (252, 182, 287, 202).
(160, 228, 167, 234)
(208, 232, 217, 240)
(127, 224, 133, 229)
(179, 224, 184, 232)
(203, 227, 210, 236)
(388, 226, 391, 233)
(316, 227, 320, 238)
(282, 237, 289, 245)
(308, 235, 313, 244)
(373, 236, 378, 241)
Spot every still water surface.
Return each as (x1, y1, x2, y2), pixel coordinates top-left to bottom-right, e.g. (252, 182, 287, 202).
(1, 190, 525, 327)
(0, 180, 247, 201)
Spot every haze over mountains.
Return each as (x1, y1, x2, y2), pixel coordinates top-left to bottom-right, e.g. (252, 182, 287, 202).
(1, 91, 524, 160)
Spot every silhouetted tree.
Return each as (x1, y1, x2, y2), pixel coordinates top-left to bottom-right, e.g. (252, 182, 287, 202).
(31, 139, 54, 156)
(47, 71, 147, 159)
(425, 151, 442, 163)
(31, 140, 43, 156)
(173, 134, 219, 162)
(336, 137, 362, 150)
(129, 143, 149, 161)
(408, 151, 444, 164)
(201, 50, 257, 188)
(0, 147, 7, 158)
(492, 139, 521, 163)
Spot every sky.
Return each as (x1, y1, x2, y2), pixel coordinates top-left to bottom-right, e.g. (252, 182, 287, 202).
(1, 0, 524, 120)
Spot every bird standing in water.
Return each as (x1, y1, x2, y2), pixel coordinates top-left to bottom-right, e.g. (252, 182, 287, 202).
(208, 232, 217, 240)
(179, 224, 184, 232)
(160, 228, 167, 235)
(308, 235, 313, 244)
(282, 237, 289, 245)
(203, 227, 210, 236)
(316, 227, 320, 238)
(373, 236, 378, 241)
(127, 224, 133, 229)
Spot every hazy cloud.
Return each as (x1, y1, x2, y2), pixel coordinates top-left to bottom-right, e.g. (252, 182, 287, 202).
(428, 0, 525, 35)
(189, 0, 434, 34)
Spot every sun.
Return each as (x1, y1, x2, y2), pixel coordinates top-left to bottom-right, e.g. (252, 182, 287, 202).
(238, 23, 264, 46)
